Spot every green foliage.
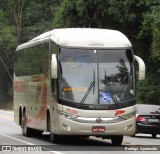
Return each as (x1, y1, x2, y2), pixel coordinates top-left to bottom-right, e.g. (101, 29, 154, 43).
(137, 74, 160, 105)
(136, 3, 160, 104)
(0, 0, 59, 101)
(53, 0, 111, 28)
(20, 0, 60, 43)
(150, 6, 160, 60)
(0, 8, 17, 97)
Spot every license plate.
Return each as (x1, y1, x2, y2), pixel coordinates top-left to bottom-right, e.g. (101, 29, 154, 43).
(148, 119, 159, 123)
(92, 126, 105, 132)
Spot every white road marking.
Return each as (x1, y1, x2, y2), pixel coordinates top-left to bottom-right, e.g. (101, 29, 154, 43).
(0, 110, 64, 154)
(50, 151, 64, 154)
(0, 133, 34, 145)
(0, 133, 64, 154)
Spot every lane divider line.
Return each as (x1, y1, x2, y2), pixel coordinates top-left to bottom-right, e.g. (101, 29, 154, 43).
(0, 133, 34, 145)
(0, 133, 64, 154)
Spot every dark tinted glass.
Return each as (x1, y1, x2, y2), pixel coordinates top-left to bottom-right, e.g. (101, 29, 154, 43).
(15, 43, 49, 76)
(98, 49, 133, 63)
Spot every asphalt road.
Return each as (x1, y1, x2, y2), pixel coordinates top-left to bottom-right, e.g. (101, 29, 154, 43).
(0, 110, 160, 154)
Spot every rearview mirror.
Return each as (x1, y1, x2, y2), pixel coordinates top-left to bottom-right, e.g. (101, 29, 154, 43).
(134, 55, 146, 80)
(51, 54, 57, 79)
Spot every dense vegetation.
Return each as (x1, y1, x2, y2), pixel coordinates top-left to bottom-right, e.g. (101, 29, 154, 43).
(0, 0, 159, 106)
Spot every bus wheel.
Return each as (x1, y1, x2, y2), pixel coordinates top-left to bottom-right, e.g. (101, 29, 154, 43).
(33, 129, 42, 137)
(50, 133, 60, 143)
(48, 114, 60, 143)
(152, 134, 157, 138)
(111, 135, 123, 146)
(21, 114, 31, 137)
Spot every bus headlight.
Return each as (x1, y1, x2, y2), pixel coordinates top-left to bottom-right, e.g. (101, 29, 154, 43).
(57, 110, 77, 119)
(119, 111, 136, 120)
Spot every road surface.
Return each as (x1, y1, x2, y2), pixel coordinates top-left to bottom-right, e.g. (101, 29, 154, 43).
(0, 110, 160, 154)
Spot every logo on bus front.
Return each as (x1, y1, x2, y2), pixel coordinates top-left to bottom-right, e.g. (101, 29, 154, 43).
(96, 118, 102, 123)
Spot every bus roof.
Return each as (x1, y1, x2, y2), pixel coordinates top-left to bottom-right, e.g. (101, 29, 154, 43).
(16, 28, 132, 51)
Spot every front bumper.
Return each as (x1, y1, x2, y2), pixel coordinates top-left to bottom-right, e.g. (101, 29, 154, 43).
(55, 115, 136, 136)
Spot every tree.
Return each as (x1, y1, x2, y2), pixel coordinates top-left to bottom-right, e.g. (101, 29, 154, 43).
(0, 0, 25, 43)
(0, 8, 17, 99)
(0, 0, 59, 103)
(136, 5, 160, 104)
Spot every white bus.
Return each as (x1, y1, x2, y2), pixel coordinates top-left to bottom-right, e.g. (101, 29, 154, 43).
(14, 28, 145, 145)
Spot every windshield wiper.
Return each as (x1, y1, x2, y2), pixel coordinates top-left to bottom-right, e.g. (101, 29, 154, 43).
(93, 70, 95, 94)
(111, 94, 119, 105)
(80, 70, 95, 105)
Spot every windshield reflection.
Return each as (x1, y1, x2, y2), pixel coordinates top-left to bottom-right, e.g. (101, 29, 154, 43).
(59, 48, 135, 105)
(100, 58, 129, 85)
(99, 50, 134, 104)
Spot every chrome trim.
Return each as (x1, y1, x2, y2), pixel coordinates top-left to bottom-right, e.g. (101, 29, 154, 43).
(58, 110, 131, 123)
(72, 116, 124, 123)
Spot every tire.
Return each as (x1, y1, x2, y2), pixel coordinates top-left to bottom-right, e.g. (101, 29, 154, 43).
(21, 113, 32, 137)
(81, 136, 89, 139)
(152, 134, 157, 138)
(50, 133, 61, 143)
(111, 135, 123, 146)
(47, 112, 51, 132)
(33, 129, 42, 137)
(131, 134, 135, 137)
(47, 113, 60, 143)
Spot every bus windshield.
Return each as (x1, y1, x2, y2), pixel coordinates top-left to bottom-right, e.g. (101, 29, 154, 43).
(58, 48, 135, 105)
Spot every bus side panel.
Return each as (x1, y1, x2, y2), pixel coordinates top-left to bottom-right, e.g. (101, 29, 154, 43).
(26, 74, 50, 131)
(14, 42, 51, 131)
(14, 76, 28, 126)
(14, 74, 51, 131)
